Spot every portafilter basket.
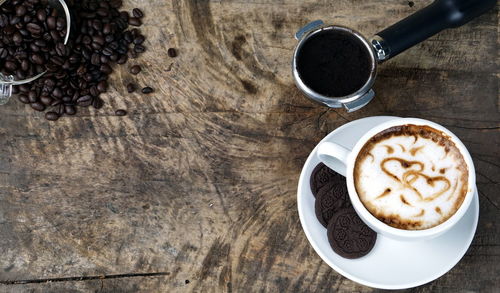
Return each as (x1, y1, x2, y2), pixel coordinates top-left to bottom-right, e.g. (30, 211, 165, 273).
(293, 0, 496, 112)
(0, 0, 71, 105)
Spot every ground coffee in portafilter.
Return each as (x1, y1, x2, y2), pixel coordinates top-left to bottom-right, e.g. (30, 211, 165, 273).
(296, 30, 372, 97)
(0, 0, 153, 121)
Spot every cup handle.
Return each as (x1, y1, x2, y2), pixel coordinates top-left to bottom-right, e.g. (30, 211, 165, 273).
(317, 142, 352, 177)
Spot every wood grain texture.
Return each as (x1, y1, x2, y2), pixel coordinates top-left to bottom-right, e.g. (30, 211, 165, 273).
(0, 0, 498, 292)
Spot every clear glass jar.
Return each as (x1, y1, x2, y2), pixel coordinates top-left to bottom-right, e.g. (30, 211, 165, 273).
(0, 0, 71, 104)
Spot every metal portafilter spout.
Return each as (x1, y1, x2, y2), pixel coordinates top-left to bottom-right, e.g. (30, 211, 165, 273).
(292, 0, 496, 112)
(0, 0, 71, 105)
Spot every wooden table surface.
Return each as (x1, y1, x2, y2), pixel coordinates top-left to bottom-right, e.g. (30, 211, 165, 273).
(0, 0, 498, 292)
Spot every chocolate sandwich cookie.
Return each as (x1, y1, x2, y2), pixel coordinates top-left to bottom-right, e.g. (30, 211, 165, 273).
(314, 180, 351, 227)
(327, 208, 377, 259)
(310, 163, 342, 197)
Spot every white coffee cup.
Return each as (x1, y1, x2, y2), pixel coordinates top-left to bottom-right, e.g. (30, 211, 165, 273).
(317, 118, 476, 241)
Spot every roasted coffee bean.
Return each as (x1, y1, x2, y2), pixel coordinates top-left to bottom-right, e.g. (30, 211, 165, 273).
(130, 65, 141, 75)
(77, 95, 92, 104)
(4, 61, 17, 71)
(168, 48, 177, 57)
(51, 56, 64, 66)
(65, 105, 76, 115)
(50, 29, 61, 41)
(36, 9, 47, 22)
(12, 32, 23, 44)
(99, 55, 110, 64)
(28, 43, 39, 53)
(102, 47, 113, 56)
(89, 42, 100, 51)
(16, 71, 27, 79)
(31, 102, 46, 112)
(0, 14, 7, 27)
(56, 17, 66, 30)
(115, 109, 127, 116)
(28, 91, 38, 103)
(105, 34, 115, 43)
(134, 44, 145, 53)
(92, 19, 102, 31)
(52, 87, 63, 98)
(97, 81, 108, 92)
(57, 104, 65, 115)
(103, 23, 112, 35)
(45, 111, 60, 121)
(15, 5, 26, 17)
(90, 86, 100, 97)
(129, 17, 141, 26)
(18, 94, 30, 104)
(50, 7, 59, 17)
(0, 48, 7, 59)
(132, 8, 144, 18)
(34, 39, 46, 47)
(47, 16, 56, 30)
(93, 35, 105, 45)
(41, 96, 53, 106)
(26, 23, 42, 35)
(91, 53, 100, 65)
(128, 50, 138, 59)
(116, 54, 127, 64)
(92, 97, 104, 109)
(142, 87, 154, 94)
(82, 35, 92, 45)
(133, 35, 145, 45)
(124, 31, 133, 43)
(4, 25, 16, 35)
(10, 16, 21, 25)
(100, 64, 112, 74)
(97, 8, 108, 17)
(126, 83, 136, 93)
(110, 0, 123, 9)
(119, 11, 129, 21)
(45, 78, 56, 87)
(19, 28, 30, 37)
(31, 54, 44, 65)
(19, 84, 30, 93)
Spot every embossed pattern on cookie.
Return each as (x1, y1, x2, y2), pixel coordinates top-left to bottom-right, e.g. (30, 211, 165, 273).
(327, 208, 377, 259)
(310, 163, 340, 197)
(315, 181, 351, 227)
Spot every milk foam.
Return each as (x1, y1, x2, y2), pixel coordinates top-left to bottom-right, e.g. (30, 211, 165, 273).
(354, 126, 468, 230)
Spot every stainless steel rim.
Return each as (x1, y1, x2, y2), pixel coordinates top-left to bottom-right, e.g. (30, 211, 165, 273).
(292, 25, 378, 108)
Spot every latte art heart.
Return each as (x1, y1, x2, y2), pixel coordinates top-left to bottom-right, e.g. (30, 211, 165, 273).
(380, 157, 423, 182)
(354, 125, 469, 230)
(402, 170, 451, 201)
(380, 158, 452, 201)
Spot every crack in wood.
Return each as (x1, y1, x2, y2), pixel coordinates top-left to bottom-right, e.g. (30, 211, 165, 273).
(478, 189, 500, 211)
(472, 155, 500, 170)
(0, 272, 170, 285)
(332, 109, 352, 123)
(440, 124, 500, 131)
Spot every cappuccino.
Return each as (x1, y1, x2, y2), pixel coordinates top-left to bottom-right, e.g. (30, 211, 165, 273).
(354, 125, 468, 230)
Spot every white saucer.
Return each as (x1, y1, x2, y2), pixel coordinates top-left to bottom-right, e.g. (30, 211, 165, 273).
(297, 116, 479, 290)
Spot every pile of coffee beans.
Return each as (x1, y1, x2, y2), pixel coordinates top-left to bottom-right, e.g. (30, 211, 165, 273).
(0, 0, 153, 121)
(0, 0, 68, 81)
